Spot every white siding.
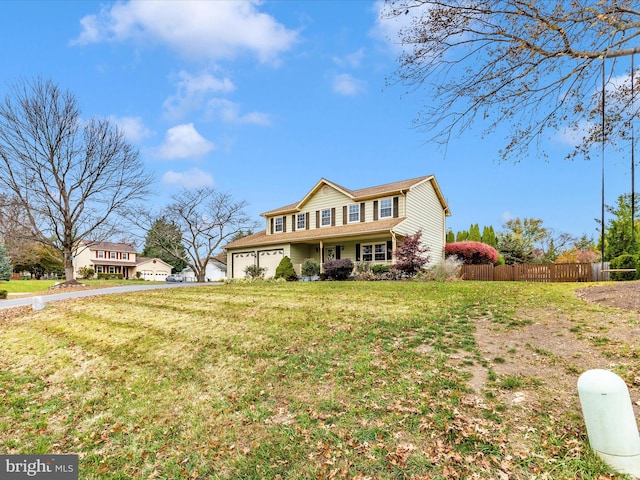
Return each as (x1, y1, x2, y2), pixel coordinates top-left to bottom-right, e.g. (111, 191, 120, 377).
(394, 179, 446, 266)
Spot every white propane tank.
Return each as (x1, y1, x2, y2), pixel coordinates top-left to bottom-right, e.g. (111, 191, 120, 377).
(578, 369, 640, 478)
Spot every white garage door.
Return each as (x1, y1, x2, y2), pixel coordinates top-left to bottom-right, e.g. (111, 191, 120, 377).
(232, 252, 256, 278)
(259, 249, 284, 278)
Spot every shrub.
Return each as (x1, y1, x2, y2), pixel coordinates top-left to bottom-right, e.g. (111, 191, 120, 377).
(300, 258, 320, 277)
(275, 256, 297, 281)
(394, 230, 430, 277)
(610, 254, 637, 281)
(323, 258, 354, 280)
(372, 264, 390, 274)
(244, 264, 266, 279)
(0, 289, 7, 299)
(445, 241, 498, 265)
(77, 266, 95, 279)
(97, 273, 123, 280)
(419, 256, 464, 282)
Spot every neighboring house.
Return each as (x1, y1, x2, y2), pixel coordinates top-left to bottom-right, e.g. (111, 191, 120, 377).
(135, 257, 172, 281)
(72, 241, 171, 280)
(224, 176, 450, 279)
(181, 254, 227, 282)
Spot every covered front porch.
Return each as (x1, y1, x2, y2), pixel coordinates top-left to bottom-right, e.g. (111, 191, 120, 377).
(288, 233, 402, 275)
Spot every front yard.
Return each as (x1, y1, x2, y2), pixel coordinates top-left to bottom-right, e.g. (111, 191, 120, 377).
(0, 281, 634, 478)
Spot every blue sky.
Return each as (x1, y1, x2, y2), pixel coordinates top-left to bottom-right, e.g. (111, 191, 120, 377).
(1, 0, 634, 242)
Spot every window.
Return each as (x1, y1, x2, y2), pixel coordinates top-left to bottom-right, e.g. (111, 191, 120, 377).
(274, 217, 283, 233)
(362, 243, 388, 262)
(321, 209, 331, 226)
(97, 251, 104, 259)
(108, 266, 116, 274)
(297, 213, 306, 230)
(122, 253, 128, 260)
(348, 204, 359, 223)
(380, 198, 392, 218)
(96, 266, 104, 273)
(110, 252, 117, 259)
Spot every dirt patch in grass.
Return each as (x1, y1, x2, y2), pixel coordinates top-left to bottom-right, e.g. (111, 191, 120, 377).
(458, 281, 640, 454)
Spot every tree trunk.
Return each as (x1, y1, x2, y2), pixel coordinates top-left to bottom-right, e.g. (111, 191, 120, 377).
(64, 249, 74, 281)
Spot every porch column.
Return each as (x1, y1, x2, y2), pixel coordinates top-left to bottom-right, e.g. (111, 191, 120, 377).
(391, 232, 397, 265)
(319, 240, 324, 273)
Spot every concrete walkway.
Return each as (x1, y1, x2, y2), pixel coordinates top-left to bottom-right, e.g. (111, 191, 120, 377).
(0, 282, 222, 310)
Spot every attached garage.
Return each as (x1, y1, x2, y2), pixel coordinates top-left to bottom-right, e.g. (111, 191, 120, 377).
(258, 249, 284, 278)
(232, 252, 256, 279)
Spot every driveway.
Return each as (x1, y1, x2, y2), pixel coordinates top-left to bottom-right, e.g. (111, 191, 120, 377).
(0, 282, 222, 310)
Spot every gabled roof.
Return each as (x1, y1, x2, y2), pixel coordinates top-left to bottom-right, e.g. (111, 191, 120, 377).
(224, 218, 404, 250)
(80, 240, 136, 253)
(261, 175, 448, 217)
(136, 257, 172, 268)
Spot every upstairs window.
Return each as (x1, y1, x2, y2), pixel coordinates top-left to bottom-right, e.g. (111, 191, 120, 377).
(321, 209, 331, 227)
(97, 251, 104, 258)
(110, 252, 117, 259)
(297, 213, 306, 230)
(274, 217, 283, 233)
(380, 198, 392, 218)
(348, 204, 359, 223)
(122, 253, 128, 260)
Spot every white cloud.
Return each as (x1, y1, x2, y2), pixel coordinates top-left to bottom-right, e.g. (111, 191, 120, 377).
(501, 211, 514, 223)
(109, 115, 153, 142)
(371, 0, 415, 51)
(332, 74, 366, 96)
(332, 48, 366, 68)
(164, 70, 236, 119)
(73, 1, 298, 64)
(162, 168, 215, 189)
(156, 123, 215, 160)
(207, 98, 271, 125)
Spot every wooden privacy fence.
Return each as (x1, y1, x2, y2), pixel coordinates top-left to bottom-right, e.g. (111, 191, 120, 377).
(461, 263, 593, 282)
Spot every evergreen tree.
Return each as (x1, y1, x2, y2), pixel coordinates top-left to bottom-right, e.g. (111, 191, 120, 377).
(456, 230, 469, 242)
(603, 194, 640, 260)
(142, 217, 189, 273)
(275, 256, 297, 281)
(0, 241, 12, 281)
(468, 224, 481, 241)
(481, 226, 497, 247)
(446, 230, 455, 243)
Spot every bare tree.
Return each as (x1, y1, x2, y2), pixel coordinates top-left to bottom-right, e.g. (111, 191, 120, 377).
(142, 188, 257, 282)
(383, 1, 640, 161)
(0, 77, 152, 280)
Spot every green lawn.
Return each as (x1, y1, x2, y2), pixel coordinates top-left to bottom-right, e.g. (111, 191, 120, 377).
(0, 279, 159, 294)
(0, 281, 623, 478)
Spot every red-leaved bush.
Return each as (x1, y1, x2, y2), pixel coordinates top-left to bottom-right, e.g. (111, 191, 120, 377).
(445, 241, 498, 265)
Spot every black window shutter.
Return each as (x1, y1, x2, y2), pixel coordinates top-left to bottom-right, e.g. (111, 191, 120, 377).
(331, 207, 336, 226)
(292, 215, 296, 232)
(343, 205, 347, 225)
(393, 197, 399, 218)
(315, 210, 320, 228)
(373, 201, 378, 221)
(306, 212, 310, 230)
(360, 202, 365, 222)
(283, 216, 287, 233)
(355, 243, 360, 261)
(270, 218, 274, 234)
(387, 240, 393, 260)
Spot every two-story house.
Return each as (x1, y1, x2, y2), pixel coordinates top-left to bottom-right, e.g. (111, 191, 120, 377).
(224, 176, 450, 279)
(72, 241, 172, 280)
